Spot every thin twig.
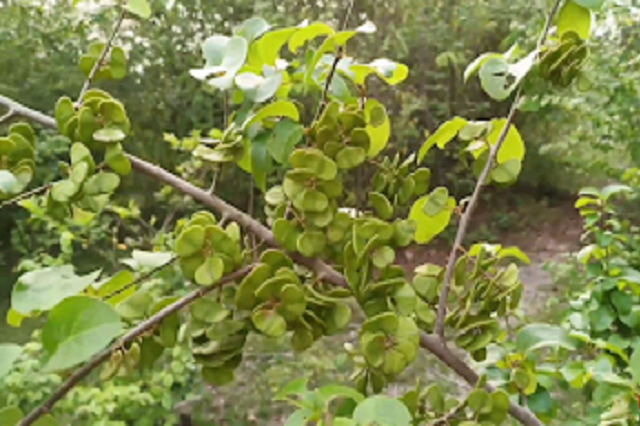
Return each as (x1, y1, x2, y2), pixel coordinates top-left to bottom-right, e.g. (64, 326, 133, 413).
(313, 0, 356, 120)
(433, 0, 563, 339)
(0, 109, 15, 125)
(101, 256, 178, 301)
(76, 11, 127, 105)
(0, 183, 52, 210)
(0, 97, 544, 426)
(17, 265, 254, 426)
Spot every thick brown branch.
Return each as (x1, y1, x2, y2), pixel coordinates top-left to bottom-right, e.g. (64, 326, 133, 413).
(419, 333, 543, 426)
(18, 265, 254, 426)
(434, 0, 564, 338)
(1, 97, 541, 426)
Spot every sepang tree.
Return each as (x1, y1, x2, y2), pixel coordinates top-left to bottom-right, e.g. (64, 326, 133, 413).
(0, 0, 632, 425)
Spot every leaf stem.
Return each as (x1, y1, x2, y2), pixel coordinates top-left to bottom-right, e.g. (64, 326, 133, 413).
(101, 256, 178, 301)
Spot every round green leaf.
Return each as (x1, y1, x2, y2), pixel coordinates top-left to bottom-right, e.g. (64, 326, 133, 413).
(252, 308, 287, 337)
(236, 263, 273, 310)
(83, 172, 121, 195)
(352, 395, 412, 426)
(93, 128, 126, 143)
(336, 146, 366, 169)
(175, 225, 206, 257)
(296, 230, 326, 257)
(372, 246, 395, 269)
(42, 296, 123, 372)
(194, 256, 225, 286)
(9, 123, 35, 146)
(479, 57, 514, 101)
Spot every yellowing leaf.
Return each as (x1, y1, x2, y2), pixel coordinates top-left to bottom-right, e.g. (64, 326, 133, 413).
(410, 195, 456, 244)
(418, 117, 468, 163)
(558, 1, 592, 40)
(288, 22, 334, 53)
(243, 101, 300, 129)
(124, 0, 151, 19)
(365, 99, 390, 157)
(487, 119, 525, 163)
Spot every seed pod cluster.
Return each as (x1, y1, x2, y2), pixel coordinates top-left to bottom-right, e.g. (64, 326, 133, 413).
(0, 122, 36, 200)
(539, 31, 589, 88)
(46, 142, 121, 219)
(173, 211, 244, 286)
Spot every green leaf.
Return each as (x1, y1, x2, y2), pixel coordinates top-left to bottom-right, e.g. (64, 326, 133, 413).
(93, 128, 126, 143)
(629, 342, 640, 385)
(268, 120, 304, 164)
(11, 266, 101, 315)
(516, 323, 577, 353)
(336, 146, 366, 169)
(0, 344, 22, 379)
(491, 159, 522, 183)
(487, 119, 525, 163)
(243, 101, 300, 129)
(105, 143, 132, 175)
(252, 308, 287, 337)
(96, 270, 135, 305)
(274, 377, 309, 401)
(42, 296, 123, 372)
(255, 28, 296, 66)
(418, 117, 467, 162)
(369, 192, 393, 220)
(175, 225, 205, 257)
(124, 0, 152, 19)
(410, 195, 455, 244)
(573, 0, 605, 9)
(116, 290, 153, 320)
(558, 1, 592, 39)
(352, 396, 412, 426)
(194, 256, 224, 286)
(365, 99, 390, 157)
(422, 187, 449, 216)
(288, 22, 334, 53)
(479, 57, 514, 101)
(372, 246, 395, 269)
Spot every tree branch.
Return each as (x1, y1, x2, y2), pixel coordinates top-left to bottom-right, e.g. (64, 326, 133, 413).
(434, 0, 563, 339)
(0, 182, 52, 210)
(0, 96, 542, 426)
(419, 333, 543, 426)
(101, 256, 178, 301)
(17, 265, 254, 426)
(313, 0, 356, 121)
(0, 108, 15, 125)
(77, 11, 127, 104)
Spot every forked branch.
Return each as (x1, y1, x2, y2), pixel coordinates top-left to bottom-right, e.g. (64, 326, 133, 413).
(434, 0, 564, 339)
(0, 96, 543, 426)
(17, 265, 253, 426)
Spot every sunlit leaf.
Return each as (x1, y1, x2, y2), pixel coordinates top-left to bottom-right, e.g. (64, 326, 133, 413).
(11, 266, 101, 315)
(42, 296, 123, 372)
(558, 0, 592, 39)
(124, 0, 152, 19)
